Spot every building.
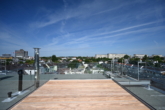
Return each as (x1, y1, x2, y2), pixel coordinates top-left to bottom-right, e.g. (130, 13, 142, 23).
(95, 53, 126, 59)
(133, 54, 147, 59)
(0, 54, 12, 62)
(15, 49, 28, 59)
(2, 54, 12, 57)
(107, 53, 126, 59)
(95, 54, 107, 58)
(152, 54, 163, 57)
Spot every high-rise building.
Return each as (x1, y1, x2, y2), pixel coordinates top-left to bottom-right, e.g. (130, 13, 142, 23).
(24, 51, 28, 57)
(15, 49, 28, 58)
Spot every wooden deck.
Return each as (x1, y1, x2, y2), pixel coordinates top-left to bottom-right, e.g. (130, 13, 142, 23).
(11, 80, 149, 110)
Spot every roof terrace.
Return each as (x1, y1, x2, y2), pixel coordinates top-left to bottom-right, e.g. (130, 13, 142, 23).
(0, 73, 165, 110)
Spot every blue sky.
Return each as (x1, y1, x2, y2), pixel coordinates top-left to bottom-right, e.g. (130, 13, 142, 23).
(0, 0, 165, 57)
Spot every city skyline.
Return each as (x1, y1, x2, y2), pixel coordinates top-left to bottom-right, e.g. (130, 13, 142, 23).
(0, 0, 165, 56)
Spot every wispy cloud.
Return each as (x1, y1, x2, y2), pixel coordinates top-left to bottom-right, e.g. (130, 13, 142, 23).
(1, 0, 165, 56)
(0, 31, 28, 47)
(62, 22, 164, 45)
(92, 2, 131, 16)
(154, 40, 159, 46)
(29, 0, 131, 29)
(94, 20, 164, 37)
(0, 23, 32, 53)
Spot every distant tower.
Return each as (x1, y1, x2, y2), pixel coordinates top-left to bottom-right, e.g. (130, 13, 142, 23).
(15, 49, 28, 58)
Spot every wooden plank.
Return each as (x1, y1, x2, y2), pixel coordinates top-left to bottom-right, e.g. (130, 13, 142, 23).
(11, 80, 149, 110)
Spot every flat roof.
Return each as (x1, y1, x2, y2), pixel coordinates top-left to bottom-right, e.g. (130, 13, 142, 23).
(11, 80, 149, 110)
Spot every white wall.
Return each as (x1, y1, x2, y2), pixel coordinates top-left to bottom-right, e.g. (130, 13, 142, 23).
(25, 70, 36, 75)
(95, 54, 107, 58)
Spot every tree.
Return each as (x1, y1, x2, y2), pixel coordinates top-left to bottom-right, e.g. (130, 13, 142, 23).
(25, 60, 34, 64)
(142, 55, 148, 62)
(129, 57, 140, 65)
(19, 61, 23, 64)
(68, 60, 79, 69)
(6, 59, 12, 65)
(124, 55, 130, 59)
(85, 59, 91, 63)
(155, 63, 160, 67)
(153, 56, 162, 62)
(52, 55, 58, 62)
(118, 58, 124, 63)
(41, 57, 51, 62)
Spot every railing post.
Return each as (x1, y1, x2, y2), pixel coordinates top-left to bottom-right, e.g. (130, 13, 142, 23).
(18, 69, 23, 92)
(138, 62, 139, 81)
(34, 48, 40, 88)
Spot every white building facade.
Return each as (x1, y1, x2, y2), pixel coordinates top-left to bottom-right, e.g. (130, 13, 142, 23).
(133, 54, 147, 59)
(95, 54, 107, 58)
(95, 53, 126, 59)
(152, 54, 163, 57)
(107, 53, 125, 59)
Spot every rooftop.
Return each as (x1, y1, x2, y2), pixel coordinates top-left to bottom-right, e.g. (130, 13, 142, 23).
(0, 73, 165, 110)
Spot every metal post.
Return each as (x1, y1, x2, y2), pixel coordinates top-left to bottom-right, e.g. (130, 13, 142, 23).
(138, 62, 146, 81)
(112, 58, 114, 72)
(30, 70, 32, 80)
(111, 60, 112, 72)
(5, 59, 6, 75)
(113, 58, 114, 72)
(8, 92, 12, 98)
(121, 59, 123, 76)
(138, 62, 139, 81)
(34, 48, 40, 88)
(18, 69, 23, 92)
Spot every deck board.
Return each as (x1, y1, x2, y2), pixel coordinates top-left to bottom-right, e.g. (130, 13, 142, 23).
(11, 80, 150, 110)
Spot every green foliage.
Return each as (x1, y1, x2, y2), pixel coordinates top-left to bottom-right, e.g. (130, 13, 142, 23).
(68, 60, 80, 69)
(124, 55, 130, 59)
(6, 59, 12, 65)
(76, 57, 112, 63)
(85, 59, 91, 63)
(19, 61, 23, 64)
(77, 56, 83, 60)
(153, 56, 162, 62)
(25, 60, 34, 64)
(118, 58, 124, 63)
(129, 57, 140, 64)
(146, 61, 154, 66)
(155, 63, 160, 67)
(66, 58, 71, 62)
(142, 55, 148, 62)
(52, 55, 58, 62)
(97, 64, 110, 71)
(6, 59, 12, 62)
(94, 57, 111, 62)
(40, 56, 51, 62)
(97, 64, 102, 68)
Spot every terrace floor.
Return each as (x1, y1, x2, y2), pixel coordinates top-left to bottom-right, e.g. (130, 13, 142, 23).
(1, 74, 165, 110)
(11, 80, 149, 110)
